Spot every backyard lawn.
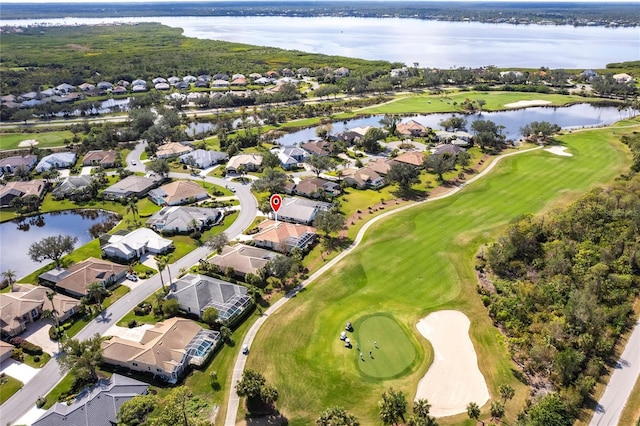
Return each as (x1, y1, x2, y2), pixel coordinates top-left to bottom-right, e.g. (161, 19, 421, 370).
(246, 121, 636, 425)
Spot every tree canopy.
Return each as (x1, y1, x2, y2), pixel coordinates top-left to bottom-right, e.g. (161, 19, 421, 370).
(385, 162, 421, 192)
(59, 333, 103, 384)
(28, 235, 78, 268)
(317, 406, 360, 426)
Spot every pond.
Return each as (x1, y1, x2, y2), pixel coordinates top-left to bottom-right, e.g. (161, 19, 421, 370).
(275, 104, 629, 146)
(0, 209, 120, 280)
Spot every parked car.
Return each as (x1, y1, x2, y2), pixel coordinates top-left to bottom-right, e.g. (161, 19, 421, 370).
(242, 344, 249, 355)
(126, 273, 138, 282)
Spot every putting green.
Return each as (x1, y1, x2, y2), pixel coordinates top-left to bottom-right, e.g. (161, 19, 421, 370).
(353, 314, 417, 379)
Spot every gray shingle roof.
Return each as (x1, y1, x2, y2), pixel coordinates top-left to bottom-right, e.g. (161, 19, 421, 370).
(32, 374, 148, 426)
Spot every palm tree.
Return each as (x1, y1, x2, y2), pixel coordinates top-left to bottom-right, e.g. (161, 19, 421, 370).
(126, 197, 139, 225)
(413, 399, 431, 419)
(45, 290, 60, 330)
(2, 269, 16, 288)
(466, 402, 482, 425)
(87, 281, 105, 312)
(155, 256, 167, 293)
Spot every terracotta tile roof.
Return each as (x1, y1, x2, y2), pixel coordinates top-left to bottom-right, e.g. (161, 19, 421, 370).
(393, 151, 426, 167)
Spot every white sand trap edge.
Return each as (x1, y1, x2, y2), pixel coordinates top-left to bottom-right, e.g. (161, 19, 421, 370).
(415, 310, 490, 418)
(18, 138, 38, 147)
(504, 100, 552, 108)
(545, 145, 573, 156)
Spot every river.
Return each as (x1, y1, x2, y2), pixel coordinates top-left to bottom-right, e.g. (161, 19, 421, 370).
(1, 16, 638, 68)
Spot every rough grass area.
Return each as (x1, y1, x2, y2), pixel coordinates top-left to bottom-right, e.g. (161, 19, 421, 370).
(619, 373, 640, 426)
(246, 121, 635, 425)
(353, 313, 418, 380)
(0, 131, 74, 150)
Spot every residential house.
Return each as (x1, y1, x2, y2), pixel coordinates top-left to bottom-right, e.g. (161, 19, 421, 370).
(613, 73, 633, 83)
(116, 80, 130, 88)
(213, 73, 229, 81)
(194, 80, 209, 88)
(35, 152, 77, 172)
(392, 151, 426, 168)
(148, 180, 209, 206)
(275, 146, 309, 170)
(333, 130, 362, 144)
(198, 75, 212, 82)
(179, 149, 228, 169)
(390, 67, 409, 78)
(97, 81, 113, 90)
(147, 206, 223, 233)
(343, 167, 385, 189)
(155, 82, 171, 91)
(168, 76, 181, 85)
(301, 140, 332, 157)
(102, 228, 173, 261)
(292, 177, 341, 198)
(435, 130, 473, 146)
(0, 341, 14, 363)
(167, 274, 252, 322)
(38, 257, 127, 298)
(0, 179, 46, 207)
(78, 83, 96, 92)
(252, 220, 317, 253)
(102, 175, 161, 200)
(101, 317, 220, 383)
(275, 197, 332, 225)
(231, 77, 247, 86)
(83, 150, 117, 168)
(0, 155, 38, 174)
(156, 142, 193, 159)
(397, 120, 428, 137)
(366, 158, 393, 176)
(334, 67, 350, 78)
(0, 285, 79, 337)
(32, 374, 149, 426)
(226, 154, 263, 173)
(52, 175, 93, 199)
(55, 83, 75, 93)
(111, 86, 128, 95)
(212, 80, 230, 88)
(208, 244, 279, 279)
(152, 77, 167, 84)
(433, 144, 466, 156)
(581, 69, 598, 81)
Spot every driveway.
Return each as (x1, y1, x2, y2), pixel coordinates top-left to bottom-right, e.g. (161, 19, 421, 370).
(21, 320, 59, 356)
(0, 359, 39, 384)
(13, 407, 47, 426)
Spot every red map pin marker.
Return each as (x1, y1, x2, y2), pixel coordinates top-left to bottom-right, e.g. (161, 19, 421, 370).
(270, 194, 282, 213)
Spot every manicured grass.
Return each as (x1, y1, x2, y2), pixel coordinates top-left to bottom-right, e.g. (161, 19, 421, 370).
(619, 372, 640, 426)
(247, 122, 636, 425)
(0, 130, 74, 150)
(0, 375, 23, 405)
(42, 372, 75, 409)
(361, 91, 609, 115)
(353, 313, 418, 380)
(23, 352, 51, 368)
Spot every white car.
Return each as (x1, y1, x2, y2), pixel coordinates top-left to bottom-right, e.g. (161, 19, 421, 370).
(242, 344, 249, 355)
(126, 273, 138, 282)
(131, 160, 137, 166)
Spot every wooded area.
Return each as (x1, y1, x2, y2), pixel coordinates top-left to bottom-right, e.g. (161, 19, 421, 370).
(480, 134, 640, 424)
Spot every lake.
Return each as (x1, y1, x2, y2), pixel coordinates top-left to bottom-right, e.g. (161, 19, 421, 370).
(1, 16, 638, 68)
(275, 104, 627, 146)
(0, 210, 119, 280)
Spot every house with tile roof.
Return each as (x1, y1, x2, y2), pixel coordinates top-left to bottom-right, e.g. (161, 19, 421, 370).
(0, 155, 38, 174)
(274, 197, 332, 225)
(274, 146, 309, 170)
(156, 142, 193, 159)
(301, 140, 332, 157)
(0, 179, 47, 207)
(342, 167, 385, 189)
(35, 152, 77, 172)
(102, 175, 161, 200)
(102, 228, 173, 261)
(148, 180, 208, 206)
(39, 257, 127, 298)
(252, 220, 317, 253)
(226, 154, 263, 173)
(291, 177, 341, 199)
(0, 285, 78, 337)
(52, 175, 93, 199)
(167, 274, 252, 323)
(366, 158, 394, 176)
(32, 374, 149, 426)
(101, 317, 220, 383)
(208, 244, 279, 279)
(392, 151, 426, 168)
(397, 120, 428, 137)
(179, 149, 228, 169)
(146, 206, 223, 233)
(82, 150, 117, 168)
(433, 144, 467, 156)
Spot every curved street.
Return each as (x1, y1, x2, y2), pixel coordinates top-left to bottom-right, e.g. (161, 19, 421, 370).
(1, 143, 257, 426)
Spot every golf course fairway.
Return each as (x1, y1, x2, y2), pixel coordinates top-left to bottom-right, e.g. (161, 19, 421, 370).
(246, 120, 637, 425)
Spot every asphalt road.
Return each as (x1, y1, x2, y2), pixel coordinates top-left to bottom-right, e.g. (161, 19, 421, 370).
(0, 145, 257, 426)
(590, 318, 640, 426)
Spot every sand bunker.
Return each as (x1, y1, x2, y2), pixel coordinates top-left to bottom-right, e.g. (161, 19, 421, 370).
(504, 100, 552, 108)
(18, 139, 38, 147)
(415, 310, 490, 418)
(545, 145, 573, 156)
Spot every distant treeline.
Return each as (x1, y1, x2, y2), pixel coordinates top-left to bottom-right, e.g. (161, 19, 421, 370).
(2, 1, 639, 26)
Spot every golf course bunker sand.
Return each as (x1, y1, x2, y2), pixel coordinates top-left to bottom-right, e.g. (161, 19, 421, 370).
(545, 145, 573, 156)
(18, 139, 38, 147)
(504, 99, 552, 108)
(415, 310, 489, 417)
